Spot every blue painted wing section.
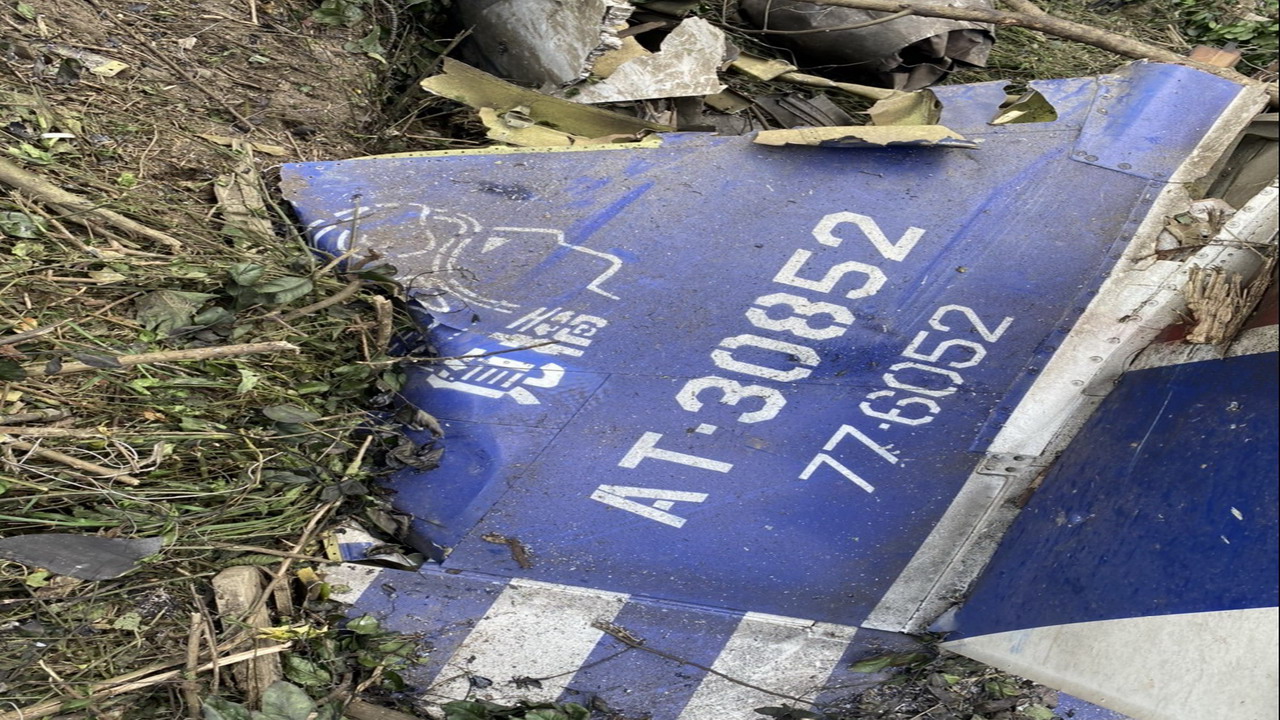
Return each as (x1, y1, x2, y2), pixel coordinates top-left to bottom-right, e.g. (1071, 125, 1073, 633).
(952, 350, 1280, 638)
(283, 62, 1248, 630)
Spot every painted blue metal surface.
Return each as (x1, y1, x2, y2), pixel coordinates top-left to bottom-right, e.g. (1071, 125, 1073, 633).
(282, 62, 1259, 715)
(281, 62, 1247, 626)
(952, 349, 1280, 638)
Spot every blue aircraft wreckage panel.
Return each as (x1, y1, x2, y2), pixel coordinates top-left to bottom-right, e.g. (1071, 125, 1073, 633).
(283, 62, 1252, 716)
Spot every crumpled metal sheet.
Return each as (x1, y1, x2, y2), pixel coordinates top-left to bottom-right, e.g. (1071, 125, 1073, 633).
(456, 0, 633, 87)
(739, 0, 995, 90)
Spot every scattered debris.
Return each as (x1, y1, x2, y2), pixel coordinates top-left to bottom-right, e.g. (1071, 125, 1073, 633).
(42, 43, 129, 77)
(565, 17, 727, 103)
(0, 533, 162, 580)
(1157, 198, 1237, 250)
(480, 532, 534, 569)
(868, 90, 942, 125)
(989, 88, 1060, 124)
(737, 0, 995, 90)
(754, 124, 976, 147)
(213, 142, 276, 242)
(1185, 257, 1277, 344)
(420, 58, 670, 144)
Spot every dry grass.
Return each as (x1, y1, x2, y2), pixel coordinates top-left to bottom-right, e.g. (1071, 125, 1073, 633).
(0, 1, 440, 716)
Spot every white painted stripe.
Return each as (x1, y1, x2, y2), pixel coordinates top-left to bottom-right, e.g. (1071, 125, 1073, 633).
(944, 607, 1279, 720)
(322, 563, 383, 605)
(676, 612, 857, 720)
(426, 579, 628, 704)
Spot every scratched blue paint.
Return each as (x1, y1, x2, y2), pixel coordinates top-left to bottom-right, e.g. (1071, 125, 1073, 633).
(952, 350, 1280, 639)
(283, 62, 1248, 634)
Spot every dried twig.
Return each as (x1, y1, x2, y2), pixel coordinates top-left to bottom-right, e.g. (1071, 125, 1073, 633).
(1, 437, 142, 485)
(0, 643, 291, 720)
(0, 323, 58, 346)
(22, 341, 299, 377)
(277, 279, 363, 323)
(0, 409, 66, 424)
(806, 0, 1279, 102)
(370, 296, 394, 357)
(0, 157, 184, 250)
(183, 614, 203, 720)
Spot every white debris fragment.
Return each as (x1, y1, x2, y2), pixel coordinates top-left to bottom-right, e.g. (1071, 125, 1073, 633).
(566, 18, 727, 104)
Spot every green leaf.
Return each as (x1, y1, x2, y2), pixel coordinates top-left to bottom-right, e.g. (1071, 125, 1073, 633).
(193, 306, 236, 327)
(262, 404, 321, 423)
(203, 697, 253, 720)
(441, 700, 502, 720)
(236, 367, 261, 394)
(257, 276, 313, 305)
(260, 469, 313, 484)
(228, 262, 266, 286)
(116, 172, 138, 188)
(15, 2, 37, 20)
(134, 290, 218, 336)
(112, 612, 143, 631)
(985, 678, 1022, 698)
(309, 0, 364, 26)
(283, 655, 332, 687)
(295, 381, 330, 394)
(24, 569, 51, 587)
(0, 210, 48, 238)
(1023, 705, 1057, 720)
(850, 651, 933, 674)
(343, 26, 386, 63)
(257, 681, 315, 720)
(7, 142, 53, 164)
(346, 614, 380, 635)
(0, 359, 27, 381)
(179, 416, 225, 431)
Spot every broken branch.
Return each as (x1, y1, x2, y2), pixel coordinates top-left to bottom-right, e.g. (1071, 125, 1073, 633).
(0, 158, 184, 250)
(805, 0, 1279, 102)
(23, 341, 300, 377)
(0, 409, 66, 424)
